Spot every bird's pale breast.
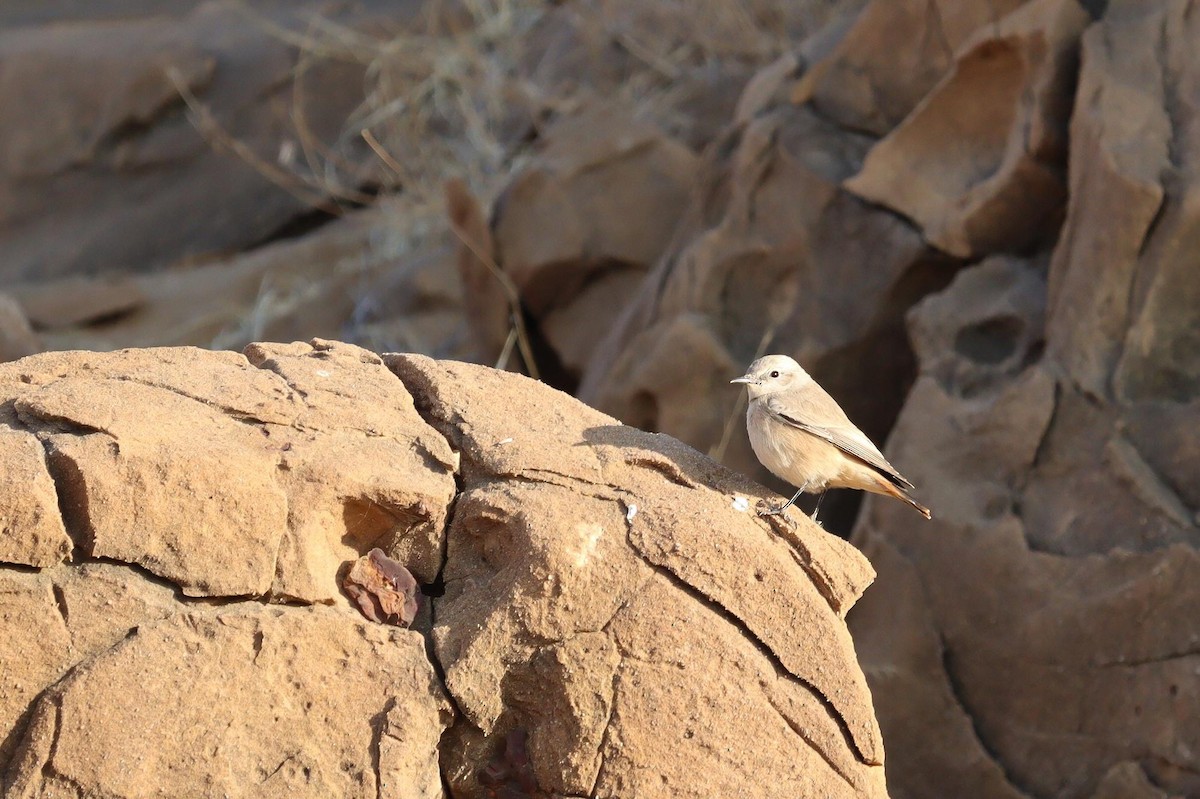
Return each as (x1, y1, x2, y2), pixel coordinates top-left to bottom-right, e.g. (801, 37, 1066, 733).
(746, 399, 845, 491)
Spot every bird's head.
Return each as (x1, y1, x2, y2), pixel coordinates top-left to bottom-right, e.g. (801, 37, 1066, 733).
(730, 354, 811, 400)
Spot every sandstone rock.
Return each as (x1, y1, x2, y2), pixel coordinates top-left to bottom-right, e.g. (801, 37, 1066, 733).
(840, 8, 1200, 786)
(1020, 386, 1200, 555)
(5, 607, 450, 798)
(233, 340, 457, 601)
(495, 104, 699, 296)
(844, 0, 1089, 257)
(600, 573, 881, 798)
(0, 564, 177, 778)
(796, 0, 1031, 135)
(1019, 0, 1200, 556)
(0, 572, 74, 776)
(1, 341, 456, 603)
(1, 341, 891, 797)
(0, 343, 455, 797)
(0, 427, 69, 567)
(493, 2, 890, 387)
(12, 206, 472, 361)
(389, 353, 887, 798)
(907, 255, 1048, 400)
(22, 376, 290, 597)
(0, 2, 375, 283)
(1048, 0, 1200, 404)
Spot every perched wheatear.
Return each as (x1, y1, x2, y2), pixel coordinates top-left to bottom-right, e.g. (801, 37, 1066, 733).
(731, 354, 931, 520)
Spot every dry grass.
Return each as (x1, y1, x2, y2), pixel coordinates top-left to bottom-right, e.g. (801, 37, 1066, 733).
(182, 0, 839, 362)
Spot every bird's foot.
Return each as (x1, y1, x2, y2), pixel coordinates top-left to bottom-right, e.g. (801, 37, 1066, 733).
(756, 499, 789, 518)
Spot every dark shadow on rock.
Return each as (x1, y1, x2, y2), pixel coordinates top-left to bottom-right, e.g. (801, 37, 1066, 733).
(580, 423, 775, 503)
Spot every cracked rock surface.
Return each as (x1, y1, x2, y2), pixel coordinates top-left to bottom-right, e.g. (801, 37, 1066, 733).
(0, 340, 455, 797)
(1, 339, 886, 797)
(390, 354, 884, 798)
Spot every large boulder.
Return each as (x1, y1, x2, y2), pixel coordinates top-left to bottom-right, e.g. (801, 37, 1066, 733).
(0, 342, 455, 797)
(0, 340, 889, 798)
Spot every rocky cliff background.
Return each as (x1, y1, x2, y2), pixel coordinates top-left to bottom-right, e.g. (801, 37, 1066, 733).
(1, 1, 1197, 798)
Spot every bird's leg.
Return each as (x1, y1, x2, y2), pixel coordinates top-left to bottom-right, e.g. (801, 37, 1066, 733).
(810, 491, 827, 523)
(759, 482, 809, 517)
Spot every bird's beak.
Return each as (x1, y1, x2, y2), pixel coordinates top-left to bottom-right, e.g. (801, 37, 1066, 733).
(730, 375, 754, 385)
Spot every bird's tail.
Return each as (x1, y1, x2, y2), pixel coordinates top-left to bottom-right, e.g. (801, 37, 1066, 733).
(901, 492, 933, 520)
(875, 477, 932, 519)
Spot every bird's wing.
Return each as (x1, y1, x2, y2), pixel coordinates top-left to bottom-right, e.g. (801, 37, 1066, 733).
(765, 394, 915, 490)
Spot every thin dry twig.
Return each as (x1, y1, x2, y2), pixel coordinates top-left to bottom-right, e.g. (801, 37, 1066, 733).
(495, 327, 518, 371)
(445, 218, 540, 381)
(228, 1, 376, 63)
(166, 67, 377, 208)
(361, 129, 409, 184)
(289, 24, 383, 191)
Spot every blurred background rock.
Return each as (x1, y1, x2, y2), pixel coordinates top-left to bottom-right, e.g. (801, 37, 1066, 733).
(2, 1, 1197, 797)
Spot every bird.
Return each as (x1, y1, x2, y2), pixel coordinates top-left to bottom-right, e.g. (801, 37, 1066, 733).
(731, 354, 931, 521)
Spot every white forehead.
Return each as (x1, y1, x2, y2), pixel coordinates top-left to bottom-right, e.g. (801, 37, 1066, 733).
(749, 354, 806, 377)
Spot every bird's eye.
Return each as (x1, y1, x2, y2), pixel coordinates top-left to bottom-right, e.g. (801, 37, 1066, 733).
(769, 370, 780, 378)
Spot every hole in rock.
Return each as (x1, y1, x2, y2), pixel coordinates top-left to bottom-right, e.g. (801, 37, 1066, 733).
(954, 315, 1023, 365)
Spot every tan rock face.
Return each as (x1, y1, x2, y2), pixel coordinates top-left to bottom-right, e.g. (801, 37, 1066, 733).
(851, 94, 1200, 799)
(2, 341, 456, 603)
(0, 427, 70, 567)
(0, 341, 889, 798)
(0, 3, 381, 284)
(844, 0, 1089, 258)
(388, 353, 887, 798)
(796, 0, 1031, 135)
(6, 608, 449, 799)
(0, 341, 458, 796)
(1049, 1, 1200, 404)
